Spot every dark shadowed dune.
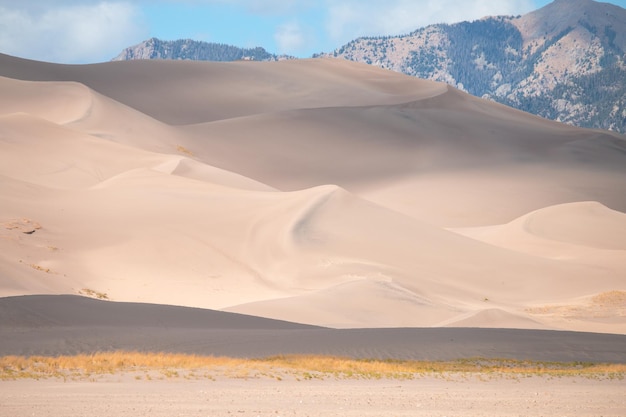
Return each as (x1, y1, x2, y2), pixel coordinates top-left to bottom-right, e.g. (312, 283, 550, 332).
(1, 296, 624, 363)
(0, 294, 317, 329)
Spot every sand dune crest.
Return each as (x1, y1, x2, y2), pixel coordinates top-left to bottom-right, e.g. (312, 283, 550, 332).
(0, 76, 92, 125)
(521, 201, 626, 250)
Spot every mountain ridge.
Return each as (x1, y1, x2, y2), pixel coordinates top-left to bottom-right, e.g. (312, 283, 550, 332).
(322, 0, 626, 133)
(113, 1, 626, 132)
(113, 37, 292, 62)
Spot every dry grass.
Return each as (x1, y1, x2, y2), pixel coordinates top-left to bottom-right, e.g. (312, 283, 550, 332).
(0, 352, 243, 381)
(527, 290, 626, 319)
(2, 218, 41, 233)
(1, 352, 624, 381)
(78, 288, 109, 300)
(176, 145, 193, 156)
(17, 260, 54, 274)
(258, 355, 626, 380)
(593, 290, 626, 306)
(28, 263, 52, 273)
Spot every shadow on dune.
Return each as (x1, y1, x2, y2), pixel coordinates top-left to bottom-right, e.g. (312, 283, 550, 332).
(1, 295, 624, 363)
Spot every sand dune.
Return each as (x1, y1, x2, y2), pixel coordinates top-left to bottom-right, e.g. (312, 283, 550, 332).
(0, 53, 625, 335)
(0, 76, 91, 125)
(451, 202, 626, 282)
(436, 308, 549, 330)
(451, 202, 626, 333)
(2, 295, 626, 363)
(454, 201, 626, 253)
(0, 54, 448, 124)
(512, 201, 626, 250)
(180, 89, 626, 225)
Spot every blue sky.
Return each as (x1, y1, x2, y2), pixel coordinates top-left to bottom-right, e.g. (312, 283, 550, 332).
(1, 0, 625, 64)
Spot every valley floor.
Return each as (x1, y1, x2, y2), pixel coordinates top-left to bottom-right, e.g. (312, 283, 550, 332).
(1, 376, 624, 417)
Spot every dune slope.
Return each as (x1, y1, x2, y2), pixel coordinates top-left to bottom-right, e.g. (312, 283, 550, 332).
(0, 54, 624, 333)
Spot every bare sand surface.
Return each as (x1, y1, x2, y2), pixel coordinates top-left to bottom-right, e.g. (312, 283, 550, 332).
(0, 53, 624, 333)
(1, 376, 625, 417)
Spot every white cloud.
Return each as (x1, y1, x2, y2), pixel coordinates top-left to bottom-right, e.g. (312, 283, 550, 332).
(0, 1, 148, 63)
(325, 0, 536, 44)
(274, 21, 308, 55)
(0, 0, 542, 62)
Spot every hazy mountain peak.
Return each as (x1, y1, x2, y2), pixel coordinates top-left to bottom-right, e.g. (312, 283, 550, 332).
(113, 38, 291, 62)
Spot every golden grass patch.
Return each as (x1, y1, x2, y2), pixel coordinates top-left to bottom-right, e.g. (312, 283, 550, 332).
(592, 290, 626, 307)
(176, 145, 193, 156)
(78, 288, 109, 300)
(1, 352, 624, 381)
(527, 290, 626, 318)
(29, 263, 52, 273)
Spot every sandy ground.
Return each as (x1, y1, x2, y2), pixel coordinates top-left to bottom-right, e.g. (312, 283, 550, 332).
(0, 53, 625, 332)
(1, 376, 625, 417)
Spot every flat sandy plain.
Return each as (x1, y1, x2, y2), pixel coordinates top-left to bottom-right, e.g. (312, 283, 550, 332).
(2, 376, 625, 417)
(0, 52, 625, 415)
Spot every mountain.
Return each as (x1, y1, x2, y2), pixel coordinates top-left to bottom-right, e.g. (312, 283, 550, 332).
(321, 0, 626, 133)
(113, 37, 290, 62)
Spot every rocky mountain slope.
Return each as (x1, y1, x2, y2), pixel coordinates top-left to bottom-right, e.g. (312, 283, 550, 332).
(322, 0, 626, 133)
(113, 37, 290, 62)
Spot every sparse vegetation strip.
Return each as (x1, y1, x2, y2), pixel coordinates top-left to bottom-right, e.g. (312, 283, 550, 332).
(1, 352, 624, 381)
